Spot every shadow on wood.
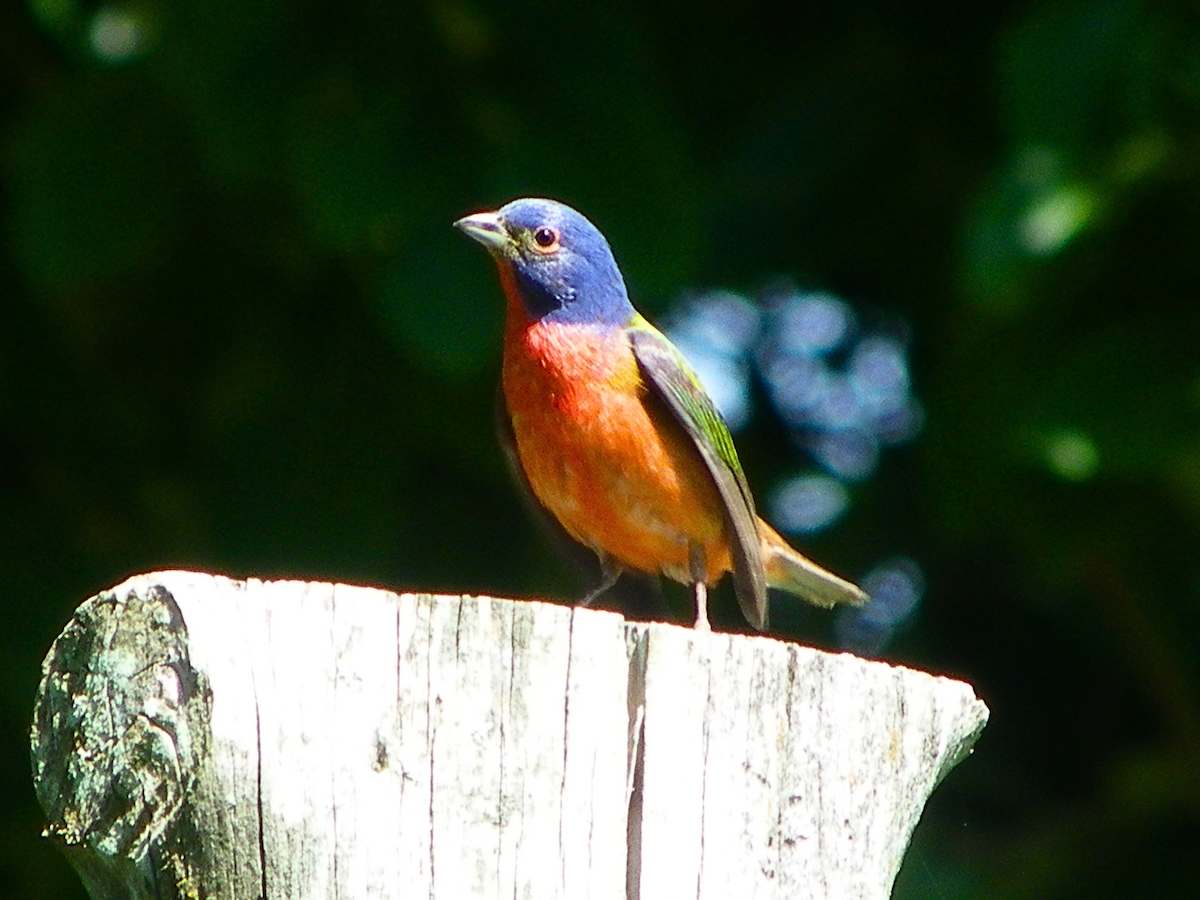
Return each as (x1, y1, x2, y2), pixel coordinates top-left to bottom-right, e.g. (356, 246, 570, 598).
(30, 571, 988, 900)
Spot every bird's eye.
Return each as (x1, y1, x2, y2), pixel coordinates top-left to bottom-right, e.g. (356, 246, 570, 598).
(532, 226, 560, 251)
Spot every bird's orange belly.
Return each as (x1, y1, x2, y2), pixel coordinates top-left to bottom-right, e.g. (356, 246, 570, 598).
(503, 326, 731, 584)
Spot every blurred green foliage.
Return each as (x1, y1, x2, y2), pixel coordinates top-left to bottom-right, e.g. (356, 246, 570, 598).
(2, 0, 1200, 897)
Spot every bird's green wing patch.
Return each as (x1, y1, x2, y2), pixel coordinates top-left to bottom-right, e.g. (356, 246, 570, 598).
(628, 317, 768, 630)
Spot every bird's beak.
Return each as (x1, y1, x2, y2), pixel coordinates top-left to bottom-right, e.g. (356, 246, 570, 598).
(454, 211, 513, 257)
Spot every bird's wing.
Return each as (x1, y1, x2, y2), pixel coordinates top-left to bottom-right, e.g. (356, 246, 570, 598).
(628, 317, 768, 630)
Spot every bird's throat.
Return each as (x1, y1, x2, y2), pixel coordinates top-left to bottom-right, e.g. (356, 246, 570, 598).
(495, 260, 529, 325)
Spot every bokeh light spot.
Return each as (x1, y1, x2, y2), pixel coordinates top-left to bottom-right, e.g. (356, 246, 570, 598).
(88, 5, 148, 64)
(850, 336, 909, 403)
(812, 428, 879, 481)
(669, 291, 762, 355)
(835, 557, 924, 655)
(775, 292, 853, 355)
(770, 474, 849, 534)
(1045, 429, 1099, 481)
(1020, 185, 1096, 256)
(811, 375, 863, 430)
(762, 353, 830, 425)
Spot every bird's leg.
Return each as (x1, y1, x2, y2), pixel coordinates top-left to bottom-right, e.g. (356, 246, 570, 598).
(578, 554, 623, 607)
(693, 582, 710, 631)
(689, 542, 711, 632)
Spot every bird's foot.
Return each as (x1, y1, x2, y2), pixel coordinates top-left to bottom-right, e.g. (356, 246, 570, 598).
(577, 561, 622, 608)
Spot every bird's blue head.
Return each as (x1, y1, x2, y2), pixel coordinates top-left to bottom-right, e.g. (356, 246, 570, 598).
(455, 198, 636, 327)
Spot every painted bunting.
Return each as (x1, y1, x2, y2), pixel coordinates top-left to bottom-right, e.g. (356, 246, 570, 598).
(456, 198, 867, 631)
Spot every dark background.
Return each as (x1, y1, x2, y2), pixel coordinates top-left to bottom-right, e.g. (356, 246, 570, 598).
(4, 0, 1200, 896)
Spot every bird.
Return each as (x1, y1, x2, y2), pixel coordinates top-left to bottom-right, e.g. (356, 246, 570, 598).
(455, 197, 868, 631)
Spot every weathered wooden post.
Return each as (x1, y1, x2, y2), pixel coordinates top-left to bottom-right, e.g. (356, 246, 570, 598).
(31, 570, 988, 899)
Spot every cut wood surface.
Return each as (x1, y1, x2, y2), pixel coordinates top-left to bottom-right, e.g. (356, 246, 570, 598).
(31, 571, 989, 900)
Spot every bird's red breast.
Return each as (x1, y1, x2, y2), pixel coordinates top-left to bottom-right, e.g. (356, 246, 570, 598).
(496, 260, 732, 584)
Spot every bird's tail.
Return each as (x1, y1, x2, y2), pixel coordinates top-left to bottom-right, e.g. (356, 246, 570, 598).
(759, 521, 869, 609)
